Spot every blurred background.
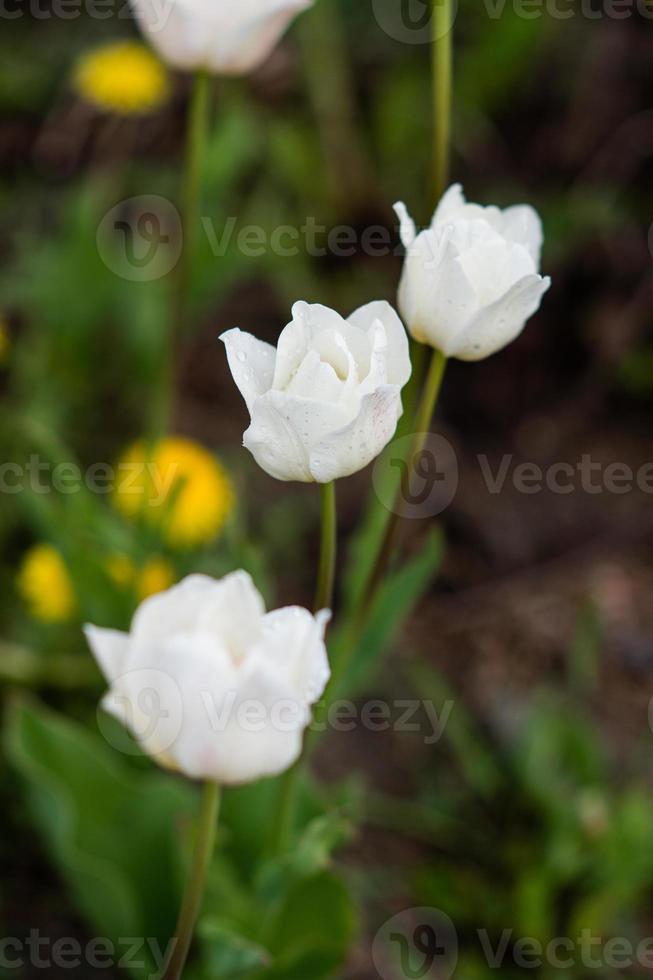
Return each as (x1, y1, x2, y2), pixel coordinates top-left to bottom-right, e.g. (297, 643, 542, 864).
(1, 0, 653, 977)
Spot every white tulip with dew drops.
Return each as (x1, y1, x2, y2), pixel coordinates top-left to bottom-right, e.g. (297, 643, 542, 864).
(395, 184, 551, 361)
(221, 300, 412, 484)
(131, 0, 314, 74)
(85, 571, 330, 785)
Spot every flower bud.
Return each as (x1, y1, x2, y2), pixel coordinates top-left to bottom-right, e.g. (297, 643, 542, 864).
(221, 301, 412, 483)
(131, 0, 314, 75)
(395, 184, 551, 361)
(85, 572, 330, 784)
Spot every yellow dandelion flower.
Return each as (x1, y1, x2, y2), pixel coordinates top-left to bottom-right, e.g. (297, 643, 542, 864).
(137, 557, 175, 600)
(107, 554, 136, 588)
(114, 437, 235, 548)
(73, 41, 170, 116)
(107, 553, 175, 600)
(18, 544, 77, 624)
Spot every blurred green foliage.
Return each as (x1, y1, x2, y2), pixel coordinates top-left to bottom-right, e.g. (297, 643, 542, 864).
(0, 0, 651, 977)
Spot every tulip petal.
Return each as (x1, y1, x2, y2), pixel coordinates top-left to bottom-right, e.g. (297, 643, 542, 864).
(458, 240, 536, 308)
(257, 606, 330, 703)
(272, 301, 347, 392)
(169, 640, 305, 783)
(220, 328, 276, 414)
(132, 0, 217, 72)
(201, 664, 305, 784)
(131, 574, 218, 643)
(244, 392, 310, 482)
(132, 0, 313, 75)
(431, 183, 466, 226)
(244, 390, 349, 482)
(432, 187, 543, 269)
(275, 302, 348, 391)
(500, 205, 544, 267)
(398, 229, 477, 353)
(84, 625, 130, 684)
(125, 630, 233, 771)
(393, 202, 417, 249)
(309, 384, 402, 483)
(196, 570, 266, 657)
(453, 274, 551, 361)
(205, 0, 314, 75)
(347, 301, 412, 388)
(356, 318, 389, 398)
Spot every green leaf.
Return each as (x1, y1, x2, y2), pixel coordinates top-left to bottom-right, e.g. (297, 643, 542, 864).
(198, 918, 271, 979)
(257, 811, 353, 905)
(4, 698, 195, 978)
(514, 695, 606, 812)
(263, 870, 357, 979)
(333, 528, 444, 695)
(403, 661, 501, 798)
(221, 780, 281, 876)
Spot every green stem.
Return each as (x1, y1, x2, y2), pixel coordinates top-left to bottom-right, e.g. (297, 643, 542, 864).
(314, 481, 337, 611)
(412, 348, 449, 452)
(358, 350, 447, 623)
(268, 482, 337, 858)
(162, 781, 220, 980)
(179, 70, 211, 303)
(328, 0, 455, 664)
(297, 0, 373, 212)
(432, 0, 453, 200)
(327, 350, 447, 700)
(267, 758, 300, 859)
(152, 70, 212, 439)
(0, 644, 101, 690)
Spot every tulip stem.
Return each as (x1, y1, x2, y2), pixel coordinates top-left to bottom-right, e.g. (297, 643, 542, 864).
(162, 781, 220, 980)
(153, 70, 212, 439)
(315, 481, 337, 611)
(432, 0, 453, 201)
(267, 482, 337, 859)
(328, 349, 447, 697)
(298, 0, 374, 212)
(361, 348, 447, 609)
(325, 0, 454, 682)
(180, 70, 211, 304)
(267, 758, 299, 859)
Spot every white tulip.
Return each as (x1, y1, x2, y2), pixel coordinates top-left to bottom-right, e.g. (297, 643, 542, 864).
(131, 0, 313, 75)
(394, 184, 551, 361)
(221, 300, 412, 483)
(85, 572, 330, 785)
